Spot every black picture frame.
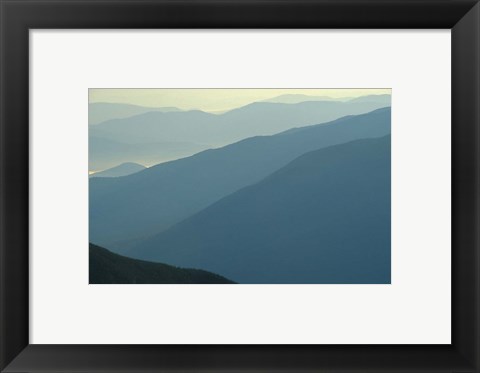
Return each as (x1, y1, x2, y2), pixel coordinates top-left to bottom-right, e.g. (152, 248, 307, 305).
(1, 0, 479, 372)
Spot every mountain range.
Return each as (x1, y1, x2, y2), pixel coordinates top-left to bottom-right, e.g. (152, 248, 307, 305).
(129, 135, 391, 284)
(89, 96, 390, 171)
(262, 93, 390, 105)
(90, 107, 391, 251)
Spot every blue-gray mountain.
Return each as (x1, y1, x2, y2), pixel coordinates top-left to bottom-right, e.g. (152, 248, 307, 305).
(130, 135, 391, 284)
(89, 97, 390, 170)
(90, 108, 391, 252)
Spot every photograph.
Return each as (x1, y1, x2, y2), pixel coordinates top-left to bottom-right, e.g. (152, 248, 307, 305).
(89, 88, 392, 284)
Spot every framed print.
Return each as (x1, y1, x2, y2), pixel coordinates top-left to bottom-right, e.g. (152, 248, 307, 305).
(31, 31, 449, 345)
(1, 0, 479, 372)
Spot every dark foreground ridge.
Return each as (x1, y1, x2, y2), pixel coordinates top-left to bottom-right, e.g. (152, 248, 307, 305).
(89, 243, 235, 284)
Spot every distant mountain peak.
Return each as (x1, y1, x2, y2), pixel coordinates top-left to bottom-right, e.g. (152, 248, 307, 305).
(262, 94, 341, 104)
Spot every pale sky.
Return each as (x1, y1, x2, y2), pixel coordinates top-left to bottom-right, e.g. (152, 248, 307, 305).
(89, 88, 391, 113)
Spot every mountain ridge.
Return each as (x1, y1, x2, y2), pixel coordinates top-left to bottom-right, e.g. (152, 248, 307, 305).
(89, 243, 235, 284)
(90, 107, 391, 251)
(90, 97, 391, 147)
(129, 135, 391, 284)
